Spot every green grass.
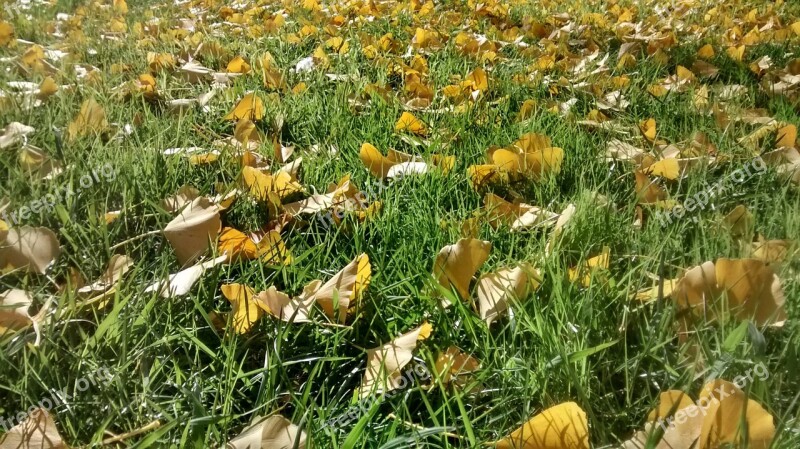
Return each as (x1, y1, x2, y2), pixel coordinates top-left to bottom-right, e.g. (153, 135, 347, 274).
(1, 0, 799, 447)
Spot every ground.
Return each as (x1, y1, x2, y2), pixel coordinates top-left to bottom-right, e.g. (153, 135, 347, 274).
(0, 0, 799, 447)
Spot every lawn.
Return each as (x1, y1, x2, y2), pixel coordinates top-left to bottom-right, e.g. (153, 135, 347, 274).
(1, 0, 799, 447)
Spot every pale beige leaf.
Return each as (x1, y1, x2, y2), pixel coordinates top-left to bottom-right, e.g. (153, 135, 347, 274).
(163, 197, 221, 266)
(0, 408, 67, 448)
(0, 226, 60, 274)
(227, 414, 307, 449)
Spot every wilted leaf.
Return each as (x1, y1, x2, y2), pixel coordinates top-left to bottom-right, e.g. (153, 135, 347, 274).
(0, 226, 60, 274)
(495, 402, 589, 449)
(227, 414, 307, 449)
(163, 197, 221, 266)
(433, 238, 491, 303)
(360, 322, 432, 397)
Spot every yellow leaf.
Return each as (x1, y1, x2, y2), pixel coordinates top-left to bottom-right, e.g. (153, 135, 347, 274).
(360, 323, 430, 397)
(697, 43, 715, 59)
(639, 118, 657, 143)
(224, 93, 265, 121)
(568, 246, 610, 287)
(226, 56, 251, 73)
(433, 238, 491, 302)
(477, 263, 541, 324)
(726, 45, 745, 62)
(776, 124, 797, 149)
(466, 67, 488, 92)
(242, 166, 302, 200)
(37, 77, 58, 100)
(648, 84, 668, 97)
(221, 284, 261, 334)
(163, 198, 221, 266)
(112, 0, 128, 14)
(217, 227, 258, 261)
(359, 143, 396, 178)
(0, 21, 14, 46)
(256, 230, 292, 265)
(394, 112, 427, 136)
(643, 158, 680, 180)
(495, 402, 589, 449)
(67, 98, 108, 142)
(697, 380, 775, 448)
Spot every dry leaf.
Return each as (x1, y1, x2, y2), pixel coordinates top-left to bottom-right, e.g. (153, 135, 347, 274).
(433, 238, 491, 303)
(144, 255, 227, 298)
(227, 414, 307, 449)
(163, 197, 221, 266)
(0, 289, 46, 346)
(495, 402, 590, 449)
(0, 226, 60, 274)
(221, 283, 261, 334)
(360, 322, 432, 397)
(0, 408, 67, 448)
(477, 263, 541, 325)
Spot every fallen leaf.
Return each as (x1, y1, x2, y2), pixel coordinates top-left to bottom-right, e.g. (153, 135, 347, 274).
(163, 197, 221, 266)
(221, 283, 262, 334)
(224, 92, 265, 121)
(360, 323, 432, 397)
(0, 408, 66, 448)
(495, 402, 590, 449)
(0, 226, 60, 274)
(144, 255, 227, 298)
(228, 414, 307, 449)
(476, 263, 541, 325)
(433, 238, 491, 303)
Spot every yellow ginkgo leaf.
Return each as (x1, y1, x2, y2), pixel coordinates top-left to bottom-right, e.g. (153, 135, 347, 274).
(255, 230, 293, 265)
(495, 402, 590, 449)
(305, 253, 370, 323)
(37, 77, 58, 100)
(639, 118, 657, 143)
(226, 56, 251, 73)
(0, 289, 46, 345)
(697, 43, 715, 59)
(217, 227, 258, 261)
(634, 171, 668, 204)
(221, 283, 262, 334)
(224, 93, 265, 121)
(465, 67, 489, 92)
(434, 346, 480, 385)
(163, 197, 221, 266)
(67, 98, 108, 142)
(360, 322, 432, 397)
(643, 158, 680, 180)
(360, 143, 396, 178)
(0, 226, 60, 274)
(433, 238, 491, 303)
(242, 166, 303, 201)
(722, 204, 753, 239)
(776, 124, 796, 149)
(646, 390, 694, 422)
(751, 238, 794, 263)
(0, 21, 14, 46)
(395, 112, 427, 136)
(228, 415, 307, 449)
(568, 246, 611, 287)
(0, 408, 66, 447)
(476, 263, 541, 325)
(697, 380, 775, 449)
